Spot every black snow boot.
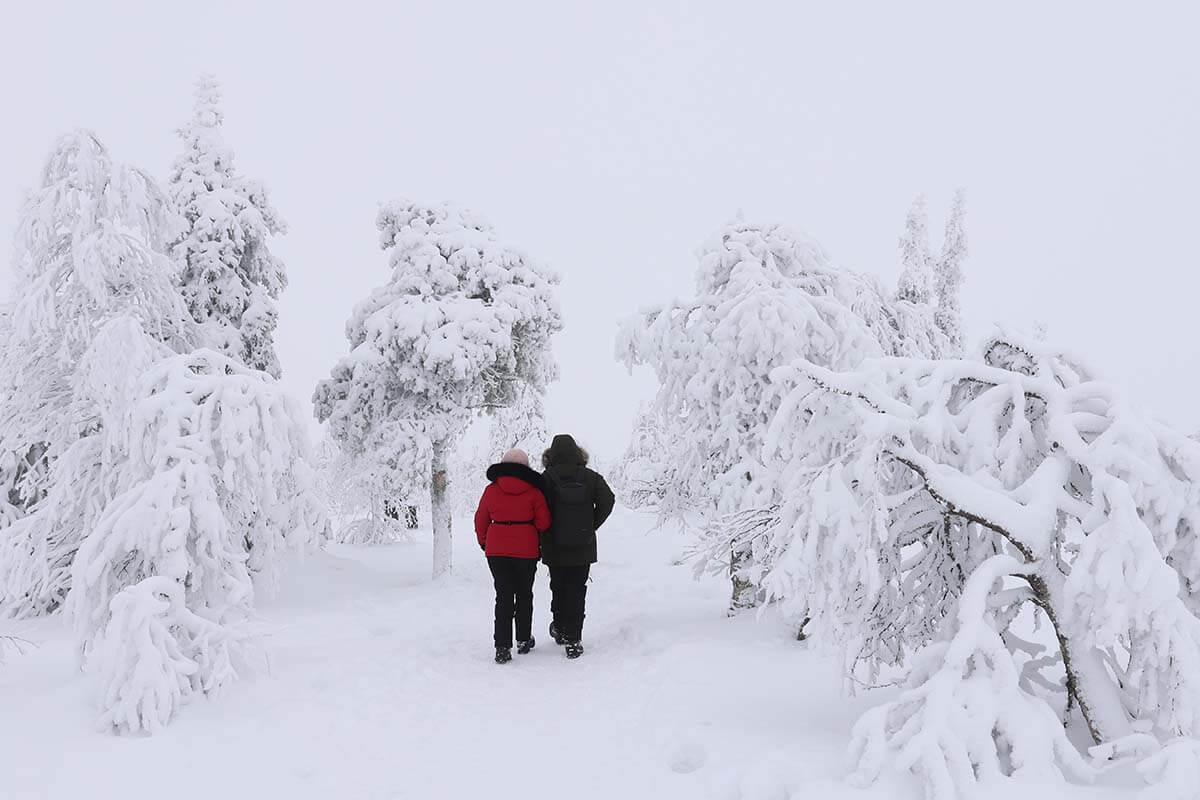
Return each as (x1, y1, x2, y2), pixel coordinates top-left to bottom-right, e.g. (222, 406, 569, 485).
(517, 638, 535, 655)
(549, 621, 566, 646)
(564, 642, 584, 660)
(495, 647, 512, 664)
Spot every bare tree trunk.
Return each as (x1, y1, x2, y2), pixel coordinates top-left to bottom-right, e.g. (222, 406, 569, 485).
(405, 505, 418, 530)
(368, 490, 384, 542)
(729, 544, 758, 615)
(1026, 570, 1132, 745)
(430, 440, 452, 578)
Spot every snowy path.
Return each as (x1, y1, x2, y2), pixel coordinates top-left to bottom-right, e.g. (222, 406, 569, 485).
(0, 508, 1138, 799)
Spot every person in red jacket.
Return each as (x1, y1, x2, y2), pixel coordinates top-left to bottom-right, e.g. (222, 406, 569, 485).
(474, 448, 551, 664)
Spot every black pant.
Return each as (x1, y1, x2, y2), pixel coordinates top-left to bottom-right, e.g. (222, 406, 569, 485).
(549, 564, 590, 643)
(487, 556, 537, 648)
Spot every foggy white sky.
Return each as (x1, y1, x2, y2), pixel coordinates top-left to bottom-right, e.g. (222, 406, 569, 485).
(2, 2, 1198, 459)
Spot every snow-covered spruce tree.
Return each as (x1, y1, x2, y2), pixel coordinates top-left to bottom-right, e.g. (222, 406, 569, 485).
(932, 190, 967, 352)
(758, 333, 1200, 798)
(169, 75, 288, 377)
(896, 196, 935, 306)
(0, 131, 195, 617)
(314, 201, 562, 578)
(66, 329, 324, 733)
(894, 192, 968, 356)
(618, 219, 952, 610)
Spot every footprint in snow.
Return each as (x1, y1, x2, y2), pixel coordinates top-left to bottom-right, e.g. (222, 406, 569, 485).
(662, 728, 709, 774)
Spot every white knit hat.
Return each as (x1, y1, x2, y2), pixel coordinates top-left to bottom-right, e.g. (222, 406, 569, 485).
(500, 448, 530, 467)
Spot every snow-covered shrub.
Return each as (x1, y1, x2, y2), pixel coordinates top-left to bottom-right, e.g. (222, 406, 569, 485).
(67, 341, 323, 731)
(314, 435, 370, 539)
(690, 505, 781, 614)
(169, 76, 288, 377)
(759, 332, 1200, 796)
(91, 576, 238, 734)
(609, 404, 687, 514)
(314, 435, 418, 545)
(0, 131, 194, 617)
(314, 200, 562, 577)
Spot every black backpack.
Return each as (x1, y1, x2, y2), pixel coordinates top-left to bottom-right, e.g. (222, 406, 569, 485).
(547, 468, 594, 547)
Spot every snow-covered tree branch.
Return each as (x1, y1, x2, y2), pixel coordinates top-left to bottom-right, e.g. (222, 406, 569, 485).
(762, 332, 1200, 795)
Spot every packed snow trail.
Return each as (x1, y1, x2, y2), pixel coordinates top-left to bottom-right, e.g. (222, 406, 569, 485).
(0, 508, 1138, 799)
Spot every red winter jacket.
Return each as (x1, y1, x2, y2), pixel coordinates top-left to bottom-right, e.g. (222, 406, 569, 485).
(474, 462, 551, 559)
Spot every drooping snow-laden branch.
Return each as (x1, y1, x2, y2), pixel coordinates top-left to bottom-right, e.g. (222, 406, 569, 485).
(849, 554, 1096, 800)
(0, 132, 197, 618)
(761, 333, 1200, 796)
(65, 332, 324, 733)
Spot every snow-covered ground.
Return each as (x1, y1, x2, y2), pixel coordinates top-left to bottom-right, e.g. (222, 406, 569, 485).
(0, 507, 1142, 800)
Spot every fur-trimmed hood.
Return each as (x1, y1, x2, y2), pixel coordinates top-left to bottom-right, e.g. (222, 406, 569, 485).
(542, 433, 588, 469)
(485, 461, 546, 495)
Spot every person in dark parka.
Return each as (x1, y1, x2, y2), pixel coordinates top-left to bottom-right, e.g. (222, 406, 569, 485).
(474, 448, 551, 664)
(540, 434, 615, 659)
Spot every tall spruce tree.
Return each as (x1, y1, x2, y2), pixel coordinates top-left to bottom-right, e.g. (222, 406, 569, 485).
(896, 196, 935, 306)
(933, 189, 968, 353)
(895, 192, 969, 355)
(169, 75, 288, 377)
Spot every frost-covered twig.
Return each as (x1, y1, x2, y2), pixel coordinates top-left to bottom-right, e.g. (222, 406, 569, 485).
(0, 633, 35, 663)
